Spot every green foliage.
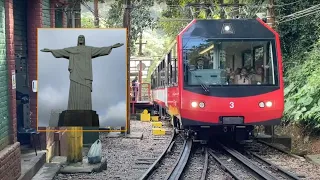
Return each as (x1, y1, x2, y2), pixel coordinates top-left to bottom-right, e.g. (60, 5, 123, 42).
(275, 0, 320, 71)
(151, 0, 320, 131)
(107, 0, 157, 53)
(274, 0, 320, 131)
(283, 43, 320, 130)
(81, 12, 95, 28)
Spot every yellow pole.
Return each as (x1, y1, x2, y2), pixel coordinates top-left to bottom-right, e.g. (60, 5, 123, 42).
(67, 127, 83, 163)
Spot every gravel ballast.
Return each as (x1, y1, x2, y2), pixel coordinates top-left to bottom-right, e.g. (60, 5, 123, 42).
(54, 120, 172, 180)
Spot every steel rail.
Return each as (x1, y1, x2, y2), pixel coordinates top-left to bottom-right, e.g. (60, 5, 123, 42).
(207, 149, 241, 180)
(257, 140, 303, 159)
(139, 131, 176, 180)
(165, 139, 193, 180)
(218, 142, 278, 180)
(245, 150, 301, 180)
(200, 148, 209, 180)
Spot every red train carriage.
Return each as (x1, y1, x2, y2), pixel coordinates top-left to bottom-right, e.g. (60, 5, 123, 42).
(151, 18, 284, 140)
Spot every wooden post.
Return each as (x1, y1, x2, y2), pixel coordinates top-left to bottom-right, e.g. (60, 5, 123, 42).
(123, 0, 132, 134)
(266, 0, 276, 29)
(67, 127, 83, 163)
(135, 33, 147, 56)
(94, 0, 99, 27)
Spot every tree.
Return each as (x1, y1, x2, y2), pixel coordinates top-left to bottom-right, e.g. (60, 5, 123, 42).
(275, 0, 320, 72)
(81, 12, 95, 28)
(107, 0, 158, 53)
(277, 0, 320, 132)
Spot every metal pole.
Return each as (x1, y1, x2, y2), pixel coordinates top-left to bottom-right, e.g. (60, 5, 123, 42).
(139, 61, 142, 101)
(123, 0, 131, 134)
(265, 0, 275, 137)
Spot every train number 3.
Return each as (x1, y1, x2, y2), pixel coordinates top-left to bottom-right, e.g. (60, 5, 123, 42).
(229, 102, 234, 108)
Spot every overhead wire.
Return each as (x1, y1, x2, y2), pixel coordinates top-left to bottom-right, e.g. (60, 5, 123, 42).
(280, 4, 320, 19)
(273, 0, 302, 7)
(278, 4, 320, 23)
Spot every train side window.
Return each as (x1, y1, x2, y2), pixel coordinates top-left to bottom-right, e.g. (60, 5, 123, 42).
(172, 58, 176, 84)
(170, 63, 173, 85)
(176, 59, 179, 84)
(157, 66, 160, 87)
(160, 59, 165, 87)
(151, 74, 153, 89)
(167, 51, 172, 85)
(152, 73, 156, 89)
(175, 43, 178, 84)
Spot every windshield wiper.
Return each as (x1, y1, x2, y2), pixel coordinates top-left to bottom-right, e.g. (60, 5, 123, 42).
(189, 70, 210, 93)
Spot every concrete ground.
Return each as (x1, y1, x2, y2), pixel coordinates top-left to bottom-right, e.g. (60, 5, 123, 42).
(31, 128, 143, 180)
(32, 156, 66, 180)
(18, 146, 46, 180)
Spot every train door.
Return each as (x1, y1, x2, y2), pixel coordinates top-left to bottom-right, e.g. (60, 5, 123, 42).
(14, 0, 29, 133)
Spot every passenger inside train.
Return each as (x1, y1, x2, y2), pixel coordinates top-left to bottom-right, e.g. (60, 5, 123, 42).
(183, 39, 278, 86)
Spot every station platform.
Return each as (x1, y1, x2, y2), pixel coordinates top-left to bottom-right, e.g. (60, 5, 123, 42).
(130, 83, 154, 114)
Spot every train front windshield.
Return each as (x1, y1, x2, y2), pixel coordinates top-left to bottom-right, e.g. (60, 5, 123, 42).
(182, 38, 279, 87)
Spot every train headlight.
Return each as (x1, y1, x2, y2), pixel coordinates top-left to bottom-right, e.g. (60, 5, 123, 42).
(191, 101, 198, 108)
(265, 101, 273, 107)
(224, 25, 231, 31)
(199, 102, 205, 108)
(258, 102, 265, 108)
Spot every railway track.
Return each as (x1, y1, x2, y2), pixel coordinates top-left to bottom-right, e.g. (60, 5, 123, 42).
(180, 147, 213, 180)
(140, 130, 303, 180)
(139, 132, 193, 180)
(207, 142, 302, 180)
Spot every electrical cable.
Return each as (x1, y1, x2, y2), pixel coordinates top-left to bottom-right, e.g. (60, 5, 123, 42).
(280, 4, 320, 19)
(279, 4, 320, 23)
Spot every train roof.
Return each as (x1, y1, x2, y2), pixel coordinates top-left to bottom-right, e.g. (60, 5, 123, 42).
(180, 18, 277, 39)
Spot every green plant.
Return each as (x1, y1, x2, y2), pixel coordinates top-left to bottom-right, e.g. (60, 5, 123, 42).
(283, 43, 320, 131)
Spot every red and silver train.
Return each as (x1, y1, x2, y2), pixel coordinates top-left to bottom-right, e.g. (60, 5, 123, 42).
(150, 18, 284, 140)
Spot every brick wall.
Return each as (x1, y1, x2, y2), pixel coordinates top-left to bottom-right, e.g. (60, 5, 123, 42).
(0, 0, 22, 179)
(0, 0, 10, 151)
(5, 0, 16, 145)
(0, 142, 21, 180)
(27, 0, 42, 129)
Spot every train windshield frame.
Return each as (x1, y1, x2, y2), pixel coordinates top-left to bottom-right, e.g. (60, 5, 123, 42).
(182, 38, 279, 88)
